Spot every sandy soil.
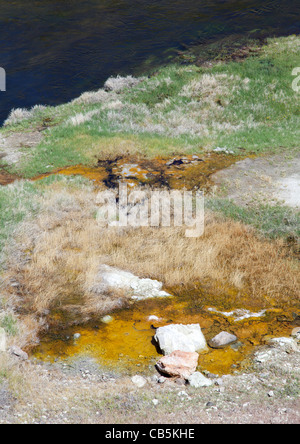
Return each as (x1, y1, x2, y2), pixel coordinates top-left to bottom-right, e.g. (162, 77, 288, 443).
(0, 131, 43, 166)
(211, 152, 300, 209)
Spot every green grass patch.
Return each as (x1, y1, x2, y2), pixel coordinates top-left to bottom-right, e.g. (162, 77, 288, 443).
(0, 314, 18, 337)
(0, 181, 40, 255)
(207, 197, 300, 240)
(1, 35, 299, 177)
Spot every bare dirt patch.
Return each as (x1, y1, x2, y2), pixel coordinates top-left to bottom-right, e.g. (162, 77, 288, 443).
(0, 131, 43, 166)
(211, 152, 300, 209)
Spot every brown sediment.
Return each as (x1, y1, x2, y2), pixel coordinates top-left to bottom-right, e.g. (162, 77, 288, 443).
(33, 152, 245, 191)
(33, 165, 109, 186)
(1, 151, 246, 190)
(0, 169, 18, 185)
(101, 152, 246, 190)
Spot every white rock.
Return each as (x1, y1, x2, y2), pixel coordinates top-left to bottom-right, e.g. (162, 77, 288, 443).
(101, 315, 114, 324)
(148, 315, 160, 322)
(97, 265, 171, 300)
(268, 337, 298, 352)
(152, 399, 159, 406)
(187, 372, 213, 388)
(131, 375, 147, 388)
(254, 350, 273, 363)
(0, 328, 6, 352)
(207, 307, 266, 321)
(154, 324, 208, 355)
(157, 376, 167, 384)
(177, 390, 191, 400)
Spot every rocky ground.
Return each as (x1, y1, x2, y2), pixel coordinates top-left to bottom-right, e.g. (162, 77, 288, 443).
(0, 330, 299, 424)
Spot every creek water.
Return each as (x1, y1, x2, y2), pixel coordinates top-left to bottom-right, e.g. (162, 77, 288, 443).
(0, 0, 299, 124)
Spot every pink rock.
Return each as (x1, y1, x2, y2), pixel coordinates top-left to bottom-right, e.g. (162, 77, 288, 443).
(156, 350, 199, 379)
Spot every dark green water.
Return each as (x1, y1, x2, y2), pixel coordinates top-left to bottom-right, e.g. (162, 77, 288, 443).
(0, 0, 299, 123)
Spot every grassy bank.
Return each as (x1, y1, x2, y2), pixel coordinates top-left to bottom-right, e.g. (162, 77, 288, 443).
(1, 35, 299, 178)
(0, 182, 40, 265)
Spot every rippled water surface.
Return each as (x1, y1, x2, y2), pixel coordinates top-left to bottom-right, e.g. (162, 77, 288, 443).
(0, 0, 299, 123)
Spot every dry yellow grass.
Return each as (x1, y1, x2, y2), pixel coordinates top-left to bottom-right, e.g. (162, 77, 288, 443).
(97, 220, 299, 306)
(3, 184, 299, 349)
(83, 135, 141, 162)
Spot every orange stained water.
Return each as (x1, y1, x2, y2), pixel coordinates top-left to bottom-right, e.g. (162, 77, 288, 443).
(110, 152, 246, 190)
(33, 152, 246, 191)
(34, 165, 109, 186)
(32, 289, 297, 376)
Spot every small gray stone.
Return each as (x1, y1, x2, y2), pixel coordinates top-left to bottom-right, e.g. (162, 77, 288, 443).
(157, 376, 167, 384)
(101, 315, 114, 324)
(9, 346, 28, 360)
(131, 375, 147, 388)
(187, 371, 213, 388)
(206, 401, 216, 407)
(208, 331, 237, 349)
